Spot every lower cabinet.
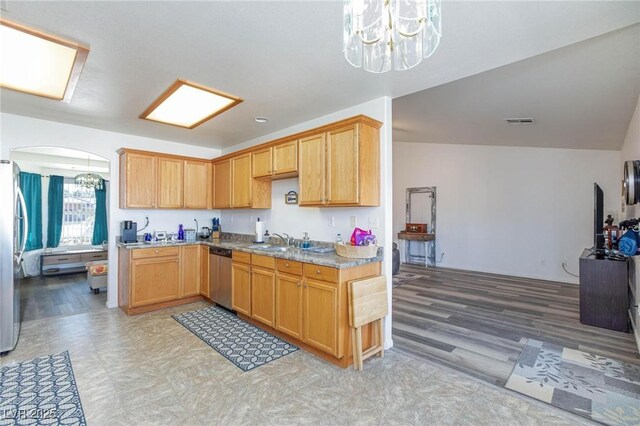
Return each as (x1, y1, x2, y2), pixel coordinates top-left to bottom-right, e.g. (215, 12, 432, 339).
(130, 256, 180, 307)
(251, 267, 276, 327)
(303, 279, 339, 357)
(119, 245, 206, 314)
(231, 262, 252, 316)
(180, 245, 200, 297)
(275, 272, 303, 340)
(200, 245, 211, 299)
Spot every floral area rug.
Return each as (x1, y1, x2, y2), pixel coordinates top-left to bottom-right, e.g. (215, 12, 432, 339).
(392, 272, 423, 287)
(506, 339, 640, 425)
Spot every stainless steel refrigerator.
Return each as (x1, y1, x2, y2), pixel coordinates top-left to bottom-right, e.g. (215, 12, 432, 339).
(0, 160, 28, 355)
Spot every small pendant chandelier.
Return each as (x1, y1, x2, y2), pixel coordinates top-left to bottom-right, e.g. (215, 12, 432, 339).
(343, 0, 442, 73)
(75, 155, 103, 190)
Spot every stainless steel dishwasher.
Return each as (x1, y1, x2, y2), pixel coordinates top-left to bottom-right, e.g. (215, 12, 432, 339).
(209, 247, 232, 310)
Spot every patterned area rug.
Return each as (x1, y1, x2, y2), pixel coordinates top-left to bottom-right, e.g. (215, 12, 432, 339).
(172, 306, 298, 372)
(0, 351, 86, 426)
(392, 272, 423, 287)
(506, 339, 640, 426)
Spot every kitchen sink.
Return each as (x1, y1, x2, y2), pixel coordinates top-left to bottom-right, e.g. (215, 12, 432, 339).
(247, 244, 292, 252)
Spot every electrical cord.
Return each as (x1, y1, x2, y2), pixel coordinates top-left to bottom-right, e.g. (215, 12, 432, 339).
(137, 216, 150, 234)
(562, 262, 579, 278)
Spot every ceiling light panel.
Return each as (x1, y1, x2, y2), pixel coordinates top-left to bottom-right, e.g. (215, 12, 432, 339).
(0, 18, 89, 102)
(140, 80, 243, 129)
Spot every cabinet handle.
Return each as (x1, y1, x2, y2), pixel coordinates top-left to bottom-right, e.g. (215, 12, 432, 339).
(285, 263, 289, 267)
(316, 270, 321, 275)
(154, 250, 159, 254)
(152, 203, 156, 207)
(297, 282, 301, 287)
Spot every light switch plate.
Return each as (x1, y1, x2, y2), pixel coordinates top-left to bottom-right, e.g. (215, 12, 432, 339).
(350, 216, 357, 227)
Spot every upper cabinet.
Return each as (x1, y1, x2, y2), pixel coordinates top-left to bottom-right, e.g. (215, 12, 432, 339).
(252, 140, 298, 179)
(120, 151, 157, 208)
(119, 149, 211, 209)
(299, 119, 380, 207)
(119, 115, 380, 210)
(213, 154, 271, 209)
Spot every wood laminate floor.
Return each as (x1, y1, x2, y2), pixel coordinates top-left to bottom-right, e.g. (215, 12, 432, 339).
(392, 264, 640, 386)
(20, 272, 107, 323)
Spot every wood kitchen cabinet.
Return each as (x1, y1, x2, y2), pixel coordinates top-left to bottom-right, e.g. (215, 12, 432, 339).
(298, 119, 380, 207)
(200, 245, 211, 299)
(157, 157, 184, 208)
(251, 267, 276, 327)
(252, 140, 298, 179)
(275, 272, 303, 340)
(118, 245, 206, 315)
(231, 262, 252, 316)
(180, 245, 200, 298)
(184, 160, 212, 209)
(231, 153, 252, 208)
(212, 159, 231, 209)
(119, 151, 157, 208)
(303, 278, 339, 356)
(119, 149, 211, 209)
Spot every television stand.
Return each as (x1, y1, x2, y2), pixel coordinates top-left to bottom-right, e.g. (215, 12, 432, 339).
(578, 249, 630, 332)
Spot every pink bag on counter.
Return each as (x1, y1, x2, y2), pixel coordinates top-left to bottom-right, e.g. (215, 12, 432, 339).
(350, 228, 376, 246)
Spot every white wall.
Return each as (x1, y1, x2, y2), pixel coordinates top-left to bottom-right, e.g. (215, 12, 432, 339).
(393, 142, 621, 284)
(621, 94, 640, 220)
(1, 113, 221, 308)
(219, 97, 395, 348)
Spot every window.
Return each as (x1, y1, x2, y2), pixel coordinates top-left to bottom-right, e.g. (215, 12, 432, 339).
(60, 178, 96, 246)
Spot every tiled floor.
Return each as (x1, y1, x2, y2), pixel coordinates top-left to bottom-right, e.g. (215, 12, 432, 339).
(1, 302, 593, 425)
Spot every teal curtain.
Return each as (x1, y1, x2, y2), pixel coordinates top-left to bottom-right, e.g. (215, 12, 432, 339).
(19, 172, 43, 251)
(92, 179, 108, 245)
(46, 175, 64, 248)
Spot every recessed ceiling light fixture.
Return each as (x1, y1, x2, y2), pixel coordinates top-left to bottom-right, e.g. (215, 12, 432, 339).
(140, 79, 242, 129)
(254, 117, 269, 123)
(0, 18, 90, 102)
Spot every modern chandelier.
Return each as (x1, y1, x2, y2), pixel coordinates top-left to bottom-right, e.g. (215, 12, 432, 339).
(343, 0, 442, 73)
(75, 156, 103, 190)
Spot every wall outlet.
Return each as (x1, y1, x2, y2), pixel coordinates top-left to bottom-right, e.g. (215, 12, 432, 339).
(329, 216, 335, 227)
(230, 215, 234, 224)
(350, 216, 357, 227)
(250, 215, 254, 223)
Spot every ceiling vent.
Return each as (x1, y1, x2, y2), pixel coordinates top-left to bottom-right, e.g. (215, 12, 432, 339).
(504, 118, 535, 124)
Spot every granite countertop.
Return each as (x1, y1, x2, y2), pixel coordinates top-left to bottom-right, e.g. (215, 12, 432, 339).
(117, 238, 383, 269)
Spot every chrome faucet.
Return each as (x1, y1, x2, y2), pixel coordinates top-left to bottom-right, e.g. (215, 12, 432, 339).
(273, 233, 293, 246)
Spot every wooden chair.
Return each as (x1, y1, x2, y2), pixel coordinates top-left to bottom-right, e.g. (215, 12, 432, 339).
(348, 275, 388, 371)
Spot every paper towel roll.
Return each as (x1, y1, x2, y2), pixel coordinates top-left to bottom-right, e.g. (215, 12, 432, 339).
(255, 219, 264, 243)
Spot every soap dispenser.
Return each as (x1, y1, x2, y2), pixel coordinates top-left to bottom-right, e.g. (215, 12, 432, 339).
(302, 232, 311, 249)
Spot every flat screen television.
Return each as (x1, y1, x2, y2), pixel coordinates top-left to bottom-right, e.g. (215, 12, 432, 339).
(594, 183, 605, 259)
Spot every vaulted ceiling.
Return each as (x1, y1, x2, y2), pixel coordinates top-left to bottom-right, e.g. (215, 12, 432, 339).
(1, 1, 639, 149)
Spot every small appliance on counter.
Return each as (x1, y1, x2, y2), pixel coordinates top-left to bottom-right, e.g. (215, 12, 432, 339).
(184, 228, 197, 243)
(211, 218, 221, 240)
(154, 230, 167, 241)
(119, 221, 138, 243)
(198, 227, 212, 239)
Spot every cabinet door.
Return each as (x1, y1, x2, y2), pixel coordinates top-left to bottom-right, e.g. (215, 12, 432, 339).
(252, 147, 273, 178)
(232, 262, 251, 315)
(157, 157, 184, 208)
(184, 160, 209, 209)
(327, 125, 358, 204)
(251, 267, 276, 327)
(273, 140, 298, 175)
(122, 152, 157, 208)
(200, 245, 210, 299)
(275, 272, 303, 339)
(180, 246, 200, 297)
(130, 257, 180, 307)
(303, 279, 339, 356)
(213, 160, 231, 209)
(231, 153, 252, 208)
(298, 133, 326, 205)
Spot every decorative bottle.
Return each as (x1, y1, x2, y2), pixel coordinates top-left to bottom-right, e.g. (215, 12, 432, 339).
(302, 232, 311, 249)
(178, 224, 184, 240)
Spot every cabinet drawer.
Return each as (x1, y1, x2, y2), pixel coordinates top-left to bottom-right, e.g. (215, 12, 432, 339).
(81, 252, 108, 262)
(232, 251, 251, 264)
(42, 254, 82, 265)
(252, 254, 275, 269)
(276, 259, 302, 276)
(131, 247, 180, 259)
(303, 263, 338, 283)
